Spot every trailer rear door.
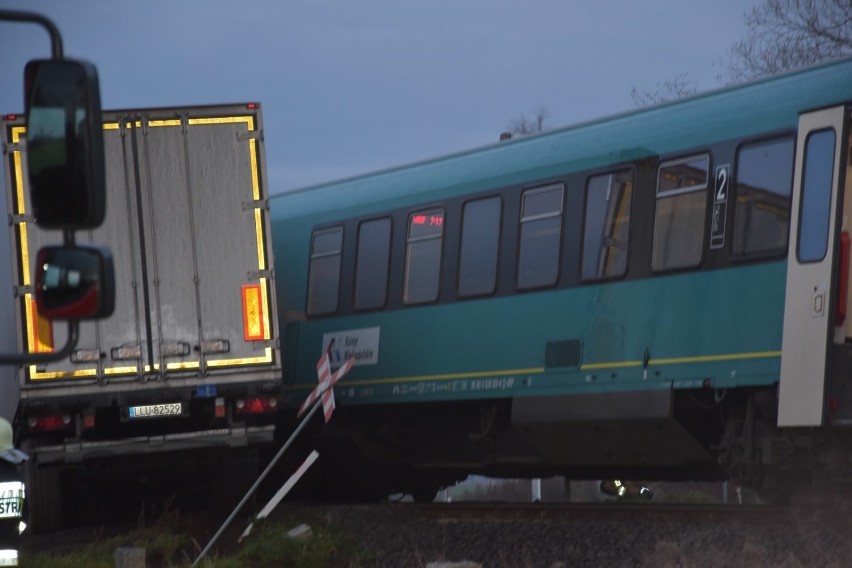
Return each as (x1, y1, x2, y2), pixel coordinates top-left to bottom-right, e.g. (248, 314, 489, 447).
(7, 106, 278, 384)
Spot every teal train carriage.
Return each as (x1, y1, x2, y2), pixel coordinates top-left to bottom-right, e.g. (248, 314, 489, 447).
(271, 58, 852, 500)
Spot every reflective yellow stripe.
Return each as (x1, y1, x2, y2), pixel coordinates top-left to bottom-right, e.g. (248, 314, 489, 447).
(11, 127, 29, 289)
(0, 549, 18, 566)
(259, 278, 271, 341)
(289, 367, 543, 389)
(147, 119, 181, 127)
(206, 350, 273, 367)
(188, 116, 253, 127)
(28, 368, 98, 380)
(0, 482, 24, 493)
(287, 350, 783, 390)
(581, 350, 783, 370)
(0, 481, 25, 521)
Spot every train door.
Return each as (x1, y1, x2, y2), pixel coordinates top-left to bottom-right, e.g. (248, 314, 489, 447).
(778, 106, 849, 427)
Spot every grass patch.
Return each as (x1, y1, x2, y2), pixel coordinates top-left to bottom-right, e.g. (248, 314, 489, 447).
(21, 506, 373, 568)
(22, 526, 189, 567)
(210, 517, 372, 568)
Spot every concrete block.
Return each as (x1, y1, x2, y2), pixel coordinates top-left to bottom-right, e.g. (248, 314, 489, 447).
(286, 523, 313, 540)
(114, 547, 145, 568)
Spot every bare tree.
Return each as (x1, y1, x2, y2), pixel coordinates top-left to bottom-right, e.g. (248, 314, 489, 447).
(504, 107, 550, 139)
(723, 0, 852, 82)
(630, 73, 699, 107)
(631, 0, 851, 106)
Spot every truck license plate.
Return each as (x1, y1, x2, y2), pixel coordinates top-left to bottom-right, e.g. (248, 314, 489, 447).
(128, 402, 182, 419)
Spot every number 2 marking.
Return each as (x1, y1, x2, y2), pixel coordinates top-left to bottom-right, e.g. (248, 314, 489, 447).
(716, 167, 728, 201)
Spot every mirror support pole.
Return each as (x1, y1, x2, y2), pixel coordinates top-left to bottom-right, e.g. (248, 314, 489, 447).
(0, 322, 79, 365)
(0, 10, 64, 59)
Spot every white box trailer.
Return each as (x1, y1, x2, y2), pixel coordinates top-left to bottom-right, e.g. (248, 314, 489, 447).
(1, 103, 281, 529)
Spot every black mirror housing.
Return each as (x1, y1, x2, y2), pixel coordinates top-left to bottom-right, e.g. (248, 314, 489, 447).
(24, 59, 105, 229)
(35, 245, 115, 320)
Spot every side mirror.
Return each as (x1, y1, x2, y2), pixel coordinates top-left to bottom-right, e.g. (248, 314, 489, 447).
(24, 59, 105, 229)
(35, 245, 115, 320)
(0, 11, 113, 365)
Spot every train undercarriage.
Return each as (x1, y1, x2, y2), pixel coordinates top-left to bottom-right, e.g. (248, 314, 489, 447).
(281, 384, 852, 503)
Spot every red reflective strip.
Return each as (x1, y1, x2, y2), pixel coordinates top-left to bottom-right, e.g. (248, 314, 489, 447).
(321, 390, 335, 422)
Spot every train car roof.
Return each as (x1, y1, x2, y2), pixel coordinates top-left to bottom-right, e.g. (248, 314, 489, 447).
(271, 56, 852, 221)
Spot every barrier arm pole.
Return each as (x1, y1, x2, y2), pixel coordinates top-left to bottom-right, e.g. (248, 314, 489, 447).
(192, 399, 323, 566)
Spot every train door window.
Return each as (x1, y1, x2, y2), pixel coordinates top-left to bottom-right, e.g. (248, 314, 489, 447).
(354, 217, 392, 310)
(404, 208, 444, 304)
(732, 137, 795, 256)
(798, 129, 837, 263)
(518, 184, 564, 289)
(458, 196, 502, 297)
(582, 170, 633, 280)
(306, 227, 343, 316)
(652, 155, 709, 271)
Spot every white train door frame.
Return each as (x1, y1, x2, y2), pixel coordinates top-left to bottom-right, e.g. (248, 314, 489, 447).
(779, 106, 849, 427)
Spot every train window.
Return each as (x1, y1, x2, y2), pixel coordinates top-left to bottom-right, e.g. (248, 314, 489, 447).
(652, 155, 709, 271)
(582, 170, 633, 280)
(518, 184, 564, 289)
(354, 218, 392, 310)
(458, 196, 502, 297)
(798, 129, 837, 263)
(306, 227, 343, 316)
(732, 137, 795, 256)
(404, 208, 444, 304)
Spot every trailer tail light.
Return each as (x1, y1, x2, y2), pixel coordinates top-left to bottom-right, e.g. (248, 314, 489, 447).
(29, 299, 53, 353)
(27, 414, 73, 433)
(241, 284, 266, 340)
(234, 396, 278, 416)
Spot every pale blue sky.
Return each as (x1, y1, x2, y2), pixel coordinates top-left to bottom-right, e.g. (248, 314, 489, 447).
(1, 1, 759, 194)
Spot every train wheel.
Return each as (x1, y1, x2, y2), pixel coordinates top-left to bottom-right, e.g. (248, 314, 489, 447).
(411, 479, 439, 503)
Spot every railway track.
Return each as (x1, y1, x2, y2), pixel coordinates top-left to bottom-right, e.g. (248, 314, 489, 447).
(413, 500, 792, 523)
(20, 497, 852, 566)
(321, 499, 851, 567)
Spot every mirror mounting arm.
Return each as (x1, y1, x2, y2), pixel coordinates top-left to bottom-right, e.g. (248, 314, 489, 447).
(0, 322, 79, 365)
(0, 10, 64, 59)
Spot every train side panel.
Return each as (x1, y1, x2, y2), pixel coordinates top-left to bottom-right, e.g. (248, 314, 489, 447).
(270, 59, 852, 496)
